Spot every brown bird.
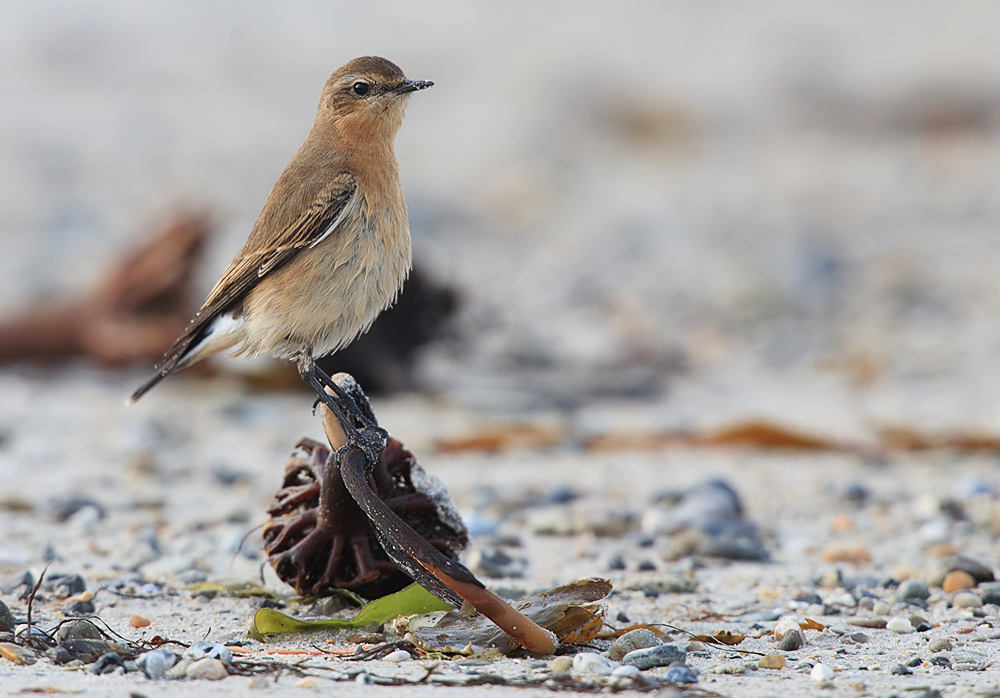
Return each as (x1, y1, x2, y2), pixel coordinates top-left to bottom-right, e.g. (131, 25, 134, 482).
(129, 56, 432, 456)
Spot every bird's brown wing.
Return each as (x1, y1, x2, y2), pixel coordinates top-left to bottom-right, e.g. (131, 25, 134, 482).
(199, 172, 358, 318)
(129, 173, 357, 402)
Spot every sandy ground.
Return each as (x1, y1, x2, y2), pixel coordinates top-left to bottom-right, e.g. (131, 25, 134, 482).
(4, 2, 1000, 696)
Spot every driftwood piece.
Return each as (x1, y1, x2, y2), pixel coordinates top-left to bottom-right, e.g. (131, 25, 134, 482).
(0, 214, 209, 366)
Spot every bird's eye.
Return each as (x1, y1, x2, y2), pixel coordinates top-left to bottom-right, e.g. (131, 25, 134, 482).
(351, 82, 371, 97)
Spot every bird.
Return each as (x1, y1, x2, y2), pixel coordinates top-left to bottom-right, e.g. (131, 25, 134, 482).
(129, 56, 432, 457)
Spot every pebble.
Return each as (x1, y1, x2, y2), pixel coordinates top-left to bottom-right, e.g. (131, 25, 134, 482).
(773, 615, 803, 641)
(609, 628, 662, 661)
(942, 570, 977, 593)
(572, 652, 617, 675)
(185, 641, 232, 665)
(0, 642, 36, 665)
(952, 591, 983, 609)
(811, 662, 835, 682)
(897, 578, 931, 602)
(54, 619, 103, 642)
(928, 638, 953, 653)
(622, 644, 686, 670)
(979, 582, 1000, 605)
(623, 576, 698, 594)
(610, 664, 641, 678)
(136, 649, 177, 679)
(87, 652, 125, 675)
(383, 649, 412, 662)
(845, 632, 870, 644)
(891, 664, 912, 675)
(909, 614, 933, 632)
(948, 555, 995, 583)
(0, 601, 14, 632)
(186, 657, 229, 680)
(776, 629, 805, 651)
(548, 656, 573, 673)
(708, 662, 745, 675)
(467, 547, 527, 578)
(850, 617, 887, 629)
(663, 665, 698, 684)
(641, 479, 743, 536)
(129, 615, 151, 628)
(952, 649, 990, 671)
(758, 654, 786, 670)
(887, 618, 915, 634)
(46, 573, 86, 599)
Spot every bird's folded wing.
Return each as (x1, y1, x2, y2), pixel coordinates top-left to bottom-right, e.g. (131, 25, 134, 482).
(156, 172, 358, 367)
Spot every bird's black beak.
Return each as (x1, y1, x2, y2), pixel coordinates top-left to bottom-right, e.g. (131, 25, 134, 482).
(393, 79, 434, 94)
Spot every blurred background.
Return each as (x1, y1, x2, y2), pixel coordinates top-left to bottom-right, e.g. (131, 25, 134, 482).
(2, 0, 1000, 437)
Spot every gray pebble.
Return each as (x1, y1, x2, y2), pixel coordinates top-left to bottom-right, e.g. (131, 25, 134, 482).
(948, 555, 995, 584)
(609, 628, 662, 661)
(928, 638, 953, 652)
(845, 632, 870, 644)
(663, 665, 698, 684)
(0, 601, 15, 632)
(952, 591, 983, 609)
(623, 576, 698, 594)
(890, 664, 912, 675)
(55, 619, 103, 643)
(776, 629, 805, 651)
(610, 664, 641, 678)
(136, 649, 177, 679)
(897, 579, 931, 602)
(623, 644, 686, 670)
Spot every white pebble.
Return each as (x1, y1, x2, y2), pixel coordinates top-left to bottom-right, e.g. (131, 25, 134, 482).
(186, 657, 229, 680)
(811, 662, 835, 682)
(773, 614, 803, 641)
(572, 652, 617, 675)
(383, 649, 412, 662)
(887, 618, 915, 634)
(611, 664, 641, 678)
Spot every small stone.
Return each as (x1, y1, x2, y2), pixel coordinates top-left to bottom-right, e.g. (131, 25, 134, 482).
(623, 576, 698, 594)
(773, 615, 803, 641)
(54, 619, 103, 642)
(622, 644, 686, 670)
(0, 601, 14, 632)
(383, 649, 412, 662)
(979, 582, 1000, 605)
(136, 649, 177, 679)
(952, 591, 983, 609)
(849, 617, 887, 629)
(548, 656, 573, 673)
(906, 656, 923, 667)
(572, 652, 617, 675)
(942, 570, 976, 593)
(776, 629, 805, 651)
(952, 649, 991, 671)
(928, 638, 953, 653)
(295, 677, 332, 689)
(708, 662, 745, 675)
(0, 642, 36, 665)
(185, 641, 232, 665)
(897, 578, 931, 602)
(872, 601, 893, 615)
(129, 615, 151, 628)
(663, 665, 698, 684)
(46, 573, 86, 599)
(606, 554, 626, 571)
(948, 556, 995, 583)
(890, 664, 912, 675)
(88, 652, 125, 675)
(930, 654, 951, 668)
(186, 657, 229, 680)
(909, 614, 933, 632)
(845, 632, 870, 644)
(610, 664, 641, 678)
(609, 628, 661, 661)
(248, 676, 268, 689)
(467, 547, 527, 578)
(887, 618, 915, 634)
(758, 654, 786, 670)
(811, 662, 835, 682)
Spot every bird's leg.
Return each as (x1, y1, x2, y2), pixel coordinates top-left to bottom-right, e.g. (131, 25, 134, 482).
(297, 352, 387, 465)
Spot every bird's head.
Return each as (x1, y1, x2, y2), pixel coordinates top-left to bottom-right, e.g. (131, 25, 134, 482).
(316, 56, 432, 147)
